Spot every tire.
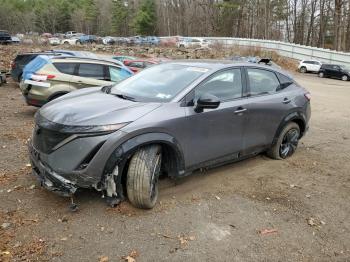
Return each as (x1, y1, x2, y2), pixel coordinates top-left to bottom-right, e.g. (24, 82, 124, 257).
(319, 72, 324, 78)
(126, 145, 162, 209)
(299, 67, 307, 73)
(341, 75, 349, 81)
(267, 122, 300, 160)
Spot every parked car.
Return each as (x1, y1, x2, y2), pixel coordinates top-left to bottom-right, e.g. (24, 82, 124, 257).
(61, 37, 79, 46)
(65, 31, 78, 38)
(27, 61, 311, 209)
(102, 36, 115, 45)
(298, 60, 322, 73)
(49, 37, 61, 46)
(0, 30, 12, 45)
(78, 35, 98, 44)
(318, 64, 350, 81)
(123, 59, 160, 73)
(143, 36, 160, 46)
(177, 38, 209, 48)
(11, 50, 96, 82)
(19, 56, 134, 107)
(113, 55, 138, 62)
(11, 36, 21, 44)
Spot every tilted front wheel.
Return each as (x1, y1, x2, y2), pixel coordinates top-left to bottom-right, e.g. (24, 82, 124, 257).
(267, 122, 300, 160)
(126, 145, 162, 209)
(342, 75, 348, 81)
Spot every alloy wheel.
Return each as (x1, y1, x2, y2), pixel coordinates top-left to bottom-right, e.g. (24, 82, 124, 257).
(279, 128, 300, 159)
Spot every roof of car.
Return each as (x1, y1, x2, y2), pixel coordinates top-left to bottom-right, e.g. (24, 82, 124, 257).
(50, 56, 124, 66)
(164, 60, 292, 78)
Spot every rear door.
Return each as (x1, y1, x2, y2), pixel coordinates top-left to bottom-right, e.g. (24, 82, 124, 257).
(243, 67, 294, 153)
(70, 63, 110, 89)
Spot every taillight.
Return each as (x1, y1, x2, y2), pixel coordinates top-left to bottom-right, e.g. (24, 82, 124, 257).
(31, 74, 56, 81)
(304, 93, 311, 101)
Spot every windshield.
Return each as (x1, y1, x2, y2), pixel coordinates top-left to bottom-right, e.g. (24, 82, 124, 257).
(340, 65, 350, 71)
(110, 63, 208, 102)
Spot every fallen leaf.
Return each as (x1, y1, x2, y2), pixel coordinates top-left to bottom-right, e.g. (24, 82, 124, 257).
(99, 256, 109, 262)
(307, 218, 316, 226)
(122, 250, 139, 262)
(259, 229, 278, 235)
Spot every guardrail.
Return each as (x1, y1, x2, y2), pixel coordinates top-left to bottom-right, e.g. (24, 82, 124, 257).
(200, 37, 350, 67)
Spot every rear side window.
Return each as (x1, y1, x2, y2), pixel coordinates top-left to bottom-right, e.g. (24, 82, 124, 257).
(78, 63, 105, 80)
(54, 63, 77, 75)
(247, 68, 280, 95)
(195, 69, 243, 101)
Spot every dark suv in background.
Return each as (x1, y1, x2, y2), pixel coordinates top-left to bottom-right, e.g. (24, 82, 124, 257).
(318, 64, 350, 81)
(0, 30, 12, 45)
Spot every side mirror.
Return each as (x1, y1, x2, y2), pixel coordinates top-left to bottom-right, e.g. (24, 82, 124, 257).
(194, 93, 220, 113)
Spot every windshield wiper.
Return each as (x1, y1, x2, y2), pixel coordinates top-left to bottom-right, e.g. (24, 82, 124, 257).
(114, 93, 137, 102)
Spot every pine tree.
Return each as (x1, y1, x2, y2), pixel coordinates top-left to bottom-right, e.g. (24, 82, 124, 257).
(133, 0, 157, 35)
(111, 0, 129, 36)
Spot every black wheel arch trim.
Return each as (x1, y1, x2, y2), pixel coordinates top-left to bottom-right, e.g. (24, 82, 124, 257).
(102, 132, 186, 199)
(272, 110, 307, 146)
(48, 91, 69, 101)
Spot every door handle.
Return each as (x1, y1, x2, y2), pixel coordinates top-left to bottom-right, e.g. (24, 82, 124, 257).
(282, 98, 291, 104)
(234, 107, 247, 114)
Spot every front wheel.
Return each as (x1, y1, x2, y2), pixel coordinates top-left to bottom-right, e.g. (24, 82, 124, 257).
(299, 67, 307, 73)
(126, 145, 162, 209)
(319, 72, 324, 78)
(267, 122, 300, 160)
(341, 75, 349, 81)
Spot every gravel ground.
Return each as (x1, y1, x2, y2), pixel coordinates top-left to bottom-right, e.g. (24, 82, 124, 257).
(0, 59, 349, 261)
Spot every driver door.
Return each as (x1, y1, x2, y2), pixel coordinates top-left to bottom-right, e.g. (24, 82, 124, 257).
(183, 68, 248, 168)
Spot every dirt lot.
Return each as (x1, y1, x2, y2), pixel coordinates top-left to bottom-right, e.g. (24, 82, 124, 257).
(0, 49, 350, 261)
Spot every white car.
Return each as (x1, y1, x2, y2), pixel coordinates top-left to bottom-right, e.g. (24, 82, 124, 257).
(48, 37, 61, 46)
(298, 60, 322, 73)
(177, 38, 209, 48)
(61, 38, 79, 46)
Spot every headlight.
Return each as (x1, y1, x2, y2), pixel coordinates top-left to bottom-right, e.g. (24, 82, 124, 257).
(66, 122, 130, 134)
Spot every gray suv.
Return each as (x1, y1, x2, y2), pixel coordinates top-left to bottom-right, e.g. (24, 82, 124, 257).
(28, 62, 311, 209)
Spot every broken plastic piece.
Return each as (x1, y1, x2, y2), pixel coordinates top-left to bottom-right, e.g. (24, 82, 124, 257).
(69, 196, 78, 212)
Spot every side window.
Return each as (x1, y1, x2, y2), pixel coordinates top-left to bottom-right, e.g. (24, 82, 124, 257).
(54, 63, 77, 75)
(195, 69, 243, 101)
(109, 66, 132, 82)
(247, 68, 280, 96)
(332, 65, 340, 70)
(78, 63, 105, 80)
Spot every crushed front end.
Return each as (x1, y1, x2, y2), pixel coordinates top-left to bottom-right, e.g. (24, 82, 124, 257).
(28, 113, 128, 205)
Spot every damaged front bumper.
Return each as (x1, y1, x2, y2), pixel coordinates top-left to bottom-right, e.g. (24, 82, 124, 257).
(29, 143, 78, 197)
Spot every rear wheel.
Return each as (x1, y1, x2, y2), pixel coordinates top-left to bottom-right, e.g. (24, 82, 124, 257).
(267, 122, 300, 160)
(126, 145, 162, 209)
(319, 72, 324, 78)
(299, 67, 307, 73)
(341, 75, 349, 81)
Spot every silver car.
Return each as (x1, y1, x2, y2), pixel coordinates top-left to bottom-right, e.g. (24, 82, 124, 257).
(28, 61, 311, 209)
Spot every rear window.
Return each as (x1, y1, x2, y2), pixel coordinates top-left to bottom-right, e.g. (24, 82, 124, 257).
(54, 63, 77, 75)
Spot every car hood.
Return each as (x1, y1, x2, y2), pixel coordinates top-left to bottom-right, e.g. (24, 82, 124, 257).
(39, 87, 161, 126)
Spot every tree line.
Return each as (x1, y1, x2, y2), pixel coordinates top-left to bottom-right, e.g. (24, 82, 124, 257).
(0, 0, 350, 51)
